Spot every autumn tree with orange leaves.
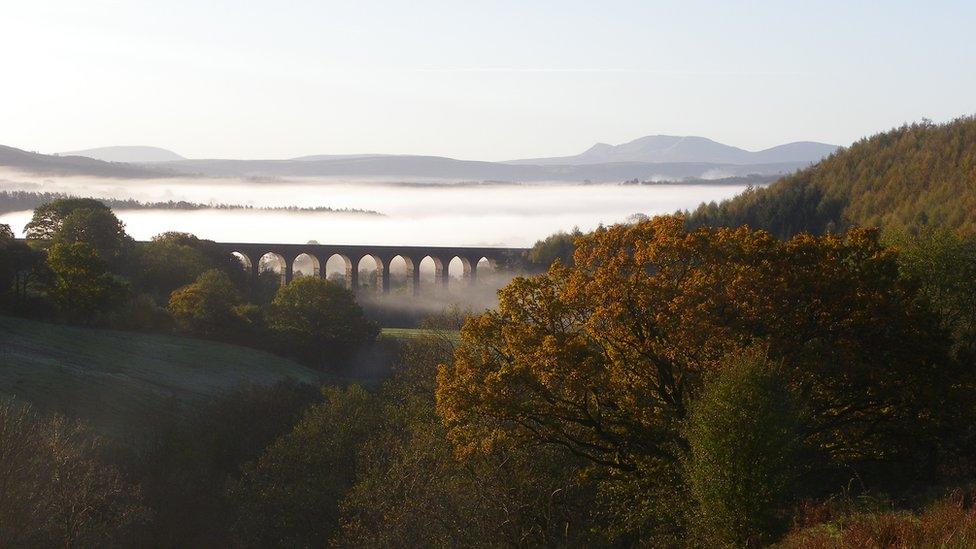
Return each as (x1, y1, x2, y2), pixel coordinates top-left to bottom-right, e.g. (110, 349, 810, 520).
(437, 216, 952, 486)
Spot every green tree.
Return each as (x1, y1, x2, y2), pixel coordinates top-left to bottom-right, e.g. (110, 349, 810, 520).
(527, 228, 581, 268)
(168, 269, 246, 338)
(0, 223, 43, 310)
(24, 198, 117, 241)
(887, 229, 976, 359)
(229, 385, 378, 547)
(133, 232, 246, 301)
(48, 207, 130, 273)
(47, 241, 127, 323)
(685, 349, 803, 546)
(267, 277, 378, 366)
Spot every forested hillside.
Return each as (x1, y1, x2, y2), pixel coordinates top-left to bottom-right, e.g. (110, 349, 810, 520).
(688, 117, 976, 237)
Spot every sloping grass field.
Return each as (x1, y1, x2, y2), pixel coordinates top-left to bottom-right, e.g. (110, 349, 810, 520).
(381, 327, 460, 342)
(0, 316, 324, 438)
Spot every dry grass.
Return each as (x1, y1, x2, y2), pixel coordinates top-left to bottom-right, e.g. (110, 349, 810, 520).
(778, 490, 976, 548)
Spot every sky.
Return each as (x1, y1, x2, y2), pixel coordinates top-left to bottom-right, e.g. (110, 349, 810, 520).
(2, 0, 974, 161)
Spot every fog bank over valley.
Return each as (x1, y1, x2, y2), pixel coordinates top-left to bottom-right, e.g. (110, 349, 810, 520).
(0, 170, 751, 246)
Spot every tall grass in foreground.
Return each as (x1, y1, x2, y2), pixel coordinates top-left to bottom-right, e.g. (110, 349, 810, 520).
(779, 490, 976, 548)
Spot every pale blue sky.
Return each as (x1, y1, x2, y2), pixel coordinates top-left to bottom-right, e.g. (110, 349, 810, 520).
(2, 1, 974, 160)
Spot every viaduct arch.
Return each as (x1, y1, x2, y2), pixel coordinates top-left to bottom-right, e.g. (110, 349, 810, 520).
(217, 242, 528, 295)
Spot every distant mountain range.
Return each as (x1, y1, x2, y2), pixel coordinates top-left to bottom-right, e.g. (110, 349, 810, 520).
(59, 146, 186, 163)
(507, 135, 839, 165)
(0, 135, 841, 183)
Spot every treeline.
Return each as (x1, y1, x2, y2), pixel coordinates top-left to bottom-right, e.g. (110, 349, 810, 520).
(0, 190, 382, 215)
(623, 173, 779, 186)
(0, 198, 379, 371)
(4, 212, 976, 545)
(687, 116, 976, 238)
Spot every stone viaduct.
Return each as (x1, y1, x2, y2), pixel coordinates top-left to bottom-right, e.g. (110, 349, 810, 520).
(214, 242, 529, 294)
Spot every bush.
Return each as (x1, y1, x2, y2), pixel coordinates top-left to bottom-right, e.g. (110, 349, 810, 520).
(339, 334, 597, 547)
(0, 399, 148, 546)
(685, 350, 803, 546)
(110, 292, 173, 330)
(229, 385, 378, 546)
(129, 381, 321, 546)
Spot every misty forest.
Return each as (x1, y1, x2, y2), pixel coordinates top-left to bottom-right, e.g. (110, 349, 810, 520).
(4, 2, 976, 547)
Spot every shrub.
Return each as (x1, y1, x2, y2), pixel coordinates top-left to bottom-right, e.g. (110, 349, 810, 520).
(0, 399, 148, 546)
(685, 349, 804, 546)
(229, 385, 378, 546)
(129, 381, 321, 546)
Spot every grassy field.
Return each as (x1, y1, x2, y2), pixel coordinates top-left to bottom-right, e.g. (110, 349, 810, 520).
(381, 327, 460, 341)
(0, 316, 324, 438)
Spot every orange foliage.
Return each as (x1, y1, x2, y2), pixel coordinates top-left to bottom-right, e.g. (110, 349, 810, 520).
(437, 216, 949, 473)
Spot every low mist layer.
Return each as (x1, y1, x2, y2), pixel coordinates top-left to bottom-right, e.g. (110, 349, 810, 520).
(0, 170, 750, 246)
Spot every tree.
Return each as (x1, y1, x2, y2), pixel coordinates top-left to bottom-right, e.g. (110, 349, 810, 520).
(24, 198, 117, 241)
(0, 223, 43, 310)
(46, 241, 127, 323)
(437, 216, 950, 488)
(52, 207, 129, 265)
(133, 232, 246, 301)
(887, 228, 976, 359)
(168, 269, 246, 338)
(0, 399, 148, 546)
(337, 335, 596, 547)
(229, 385, 378, 546)
(132, 381, 321, 546)
(527, 228, 581, 268)
(685, 349, 803, 546)
(266, 277, 378, 366)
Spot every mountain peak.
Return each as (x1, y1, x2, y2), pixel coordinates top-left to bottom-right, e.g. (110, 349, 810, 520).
(507, 135, 838, 166)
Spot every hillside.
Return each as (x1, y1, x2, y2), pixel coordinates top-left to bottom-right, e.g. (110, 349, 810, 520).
(0, 316, 323, 438)
(60, 145, 185, 163)
(687, 117, 976, 238)
(507, 135, 839, 165)
(156, 155, 804, 182)
(0, 144, 169, 178)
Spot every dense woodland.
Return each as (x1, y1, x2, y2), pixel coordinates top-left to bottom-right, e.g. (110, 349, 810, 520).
(2, 119, 976, 546)
(688, 117, 976, 238)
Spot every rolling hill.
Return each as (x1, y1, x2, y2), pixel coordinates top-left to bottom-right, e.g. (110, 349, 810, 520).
(0, 145, 170, 178)
(0, 316, 324, 438)
(60, 145, 185, 163)
(152, 155, 805, 182)
(687, 117, 976, 238)
(0, 134, 838, 183)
